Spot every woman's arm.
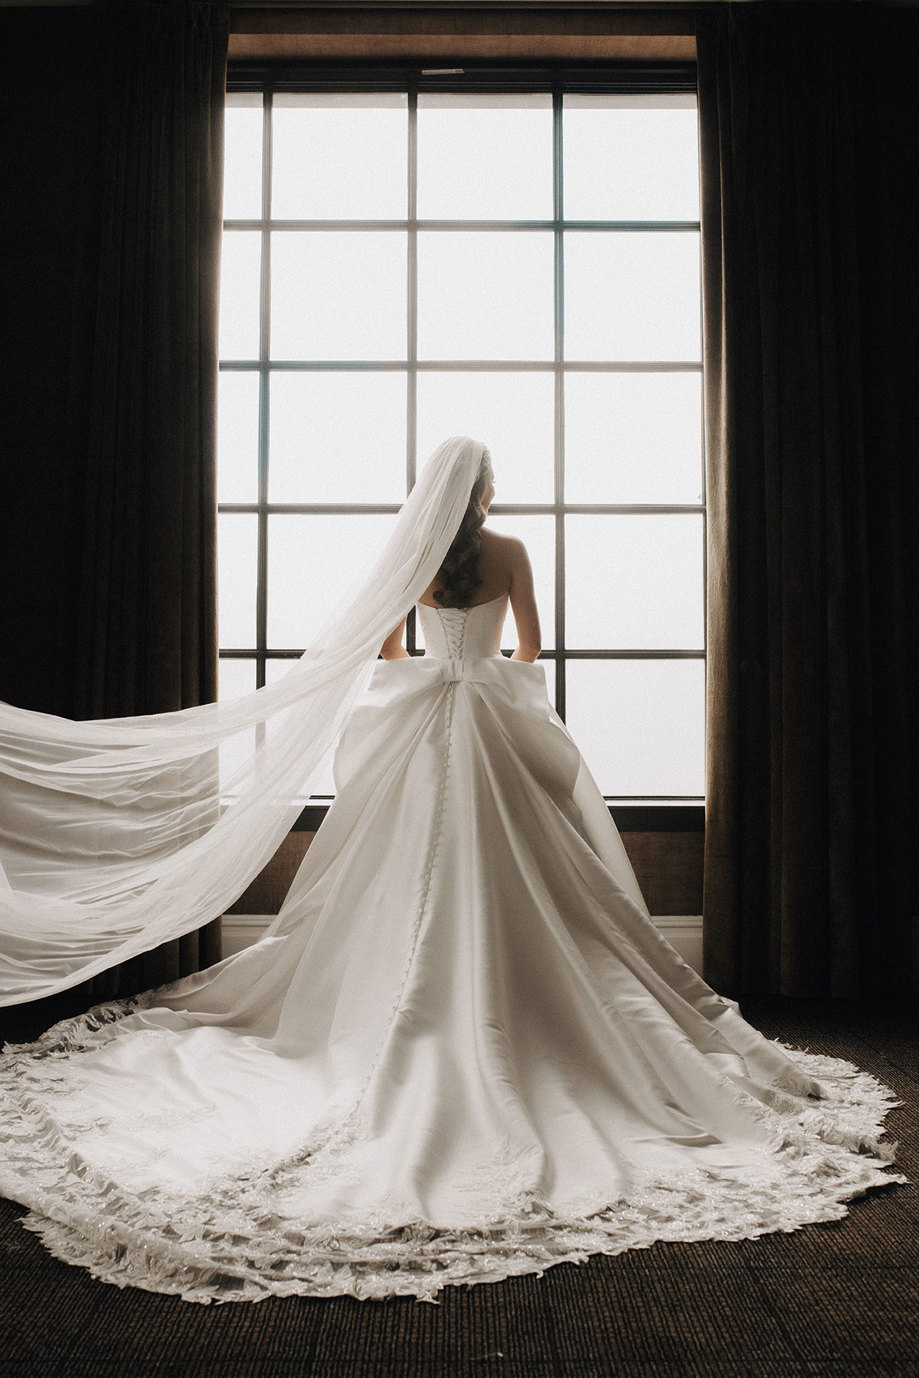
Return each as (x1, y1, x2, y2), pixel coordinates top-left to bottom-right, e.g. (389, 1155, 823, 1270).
(507, 541, 542, 663)
(380, 619, 410, 660)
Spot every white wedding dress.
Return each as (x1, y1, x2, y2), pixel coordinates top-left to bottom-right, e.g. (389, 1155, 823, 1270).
(0, 594, 903, 1303)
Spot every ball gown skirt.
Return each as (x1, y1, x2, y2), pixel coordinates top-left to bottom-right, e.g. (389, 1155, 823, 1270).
(0, 597, 904, 1302)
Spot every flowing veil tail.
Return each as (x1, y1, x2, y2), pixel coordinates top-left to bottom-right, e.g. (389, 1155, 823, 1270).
(0, 437, 487, 1005)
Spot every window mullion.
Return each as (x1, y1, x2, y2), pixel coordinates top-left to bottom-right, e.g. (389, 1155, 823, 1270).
(256, 87, 273, 691)
(406, 89, 419, 655)
(552, 88, 566, 720)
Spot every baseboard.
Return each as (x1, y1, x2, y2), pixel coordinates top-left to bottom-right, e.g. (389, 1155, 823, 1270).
(222, 913, 706, 973)
(650, 915, 704, 974)
(221, 915, 272, 957)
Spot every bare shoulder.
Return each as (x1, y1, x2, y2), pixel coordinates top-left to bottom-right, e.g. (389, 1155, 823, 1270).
(480, 528, 529, 562)
(477, 528, 530, 601)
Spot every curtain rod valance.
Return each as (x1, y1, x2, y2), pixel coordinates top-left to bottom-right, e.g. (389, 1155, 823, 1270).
(229, 5, 695, 59)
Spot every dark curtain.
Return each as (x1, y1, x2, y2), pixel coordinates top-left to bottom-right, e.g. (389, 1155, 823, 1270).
(80, 0, 229, 996)
(0, 10, 101, 718)
(697, 4, 919, 997)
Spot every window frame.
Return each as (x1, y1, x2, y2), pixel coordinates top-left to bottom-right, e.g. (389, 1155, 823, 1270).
(222, 58, 705, 832)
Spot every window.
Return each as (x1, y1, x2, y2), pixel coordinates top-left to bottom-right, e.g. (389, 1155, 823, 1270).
(218, 65, 704, 814)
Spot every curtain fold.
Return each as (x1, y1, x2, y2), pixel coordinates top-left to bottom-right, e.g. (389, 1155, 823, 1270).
(697, 4, 919, 997)
(76, 0, 229, 997)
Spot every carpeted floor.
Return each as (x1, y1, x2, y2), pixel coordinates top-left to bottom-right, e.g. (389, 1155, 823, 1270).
(1, 996, 917, 1378)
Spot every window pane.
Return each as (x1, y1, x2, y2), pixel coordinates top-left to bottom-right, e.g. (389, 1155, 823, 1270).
(417, 94, 553, 220)
(491, 515, 556, 651)
(267, 514, 397, 648)
(563, 95, 699, 221)
(269, 372, 407, 503)
(218, 513, 258, 647)
(272, 93, 407, 220)
(265, 658, 296, 685)
(218, 657, 257, 701)
(566, 514, 704, 650)
(417, 372, 554, 504)
(565, 372, 703, 504)
(218, 371, 260, 504)
(418, 232, 554, 361)
(271, 232, 407, 360)
(223, 94, 263, 220)
(566, 659, 705, 797)
(219, 231, 261, 359)
(565, 231, 701, 362)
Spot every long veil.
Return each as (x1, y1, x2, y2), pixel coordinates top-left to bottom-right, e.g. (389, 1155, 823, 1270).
(0, 437, 486, 1006)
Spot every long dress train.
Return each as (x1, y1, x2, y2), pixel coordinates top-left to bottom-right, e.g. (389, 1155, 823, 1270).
(0, 596, 903, 1302)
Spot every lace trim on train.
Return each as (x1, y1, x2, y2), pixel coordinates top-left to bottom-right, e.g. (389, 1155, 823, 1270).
(0, 1000, 906, 1304)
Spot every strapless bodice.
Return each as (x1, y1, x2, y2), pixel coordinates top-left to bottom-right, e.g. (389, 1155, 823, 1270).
(417, 594, 508, 660)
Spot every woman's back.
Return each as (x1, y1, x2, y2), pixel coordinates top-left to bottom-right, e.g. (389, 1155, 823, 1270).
(416, 593, 508, 660)
(419, 528, 516, 608)
(418, 528, 541, 661)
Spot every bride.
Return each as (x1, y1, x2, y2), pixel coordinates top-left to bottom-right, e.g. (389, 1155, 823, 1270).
(0, 437, 903, 1303)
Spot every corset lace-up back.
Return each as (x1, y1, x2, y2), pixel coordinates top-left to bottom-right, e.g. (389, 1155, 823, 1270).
(417, 595, 508, 660)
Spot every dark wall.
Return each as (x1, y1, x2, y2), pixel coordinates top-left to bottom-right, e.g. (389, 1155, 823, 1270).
(0, 10, 102, 713)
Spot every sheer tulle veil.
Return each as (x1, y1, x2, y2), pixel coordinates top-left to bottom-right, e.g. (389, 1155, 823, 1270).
(0, 436, 487, 1005)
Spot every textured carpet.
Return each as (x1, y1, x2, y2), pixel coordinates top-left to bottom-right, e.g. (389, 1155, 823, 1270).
(1, 997, 917, 1378)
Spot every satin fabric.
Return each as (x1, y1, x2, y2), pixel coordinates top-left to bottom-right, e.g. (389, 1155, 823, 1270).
(0, 597, 903, 1301)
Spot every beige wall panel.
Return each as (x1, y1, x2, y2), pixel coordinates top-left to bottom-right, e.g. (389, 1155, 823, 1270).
(619, 831, 704, 917)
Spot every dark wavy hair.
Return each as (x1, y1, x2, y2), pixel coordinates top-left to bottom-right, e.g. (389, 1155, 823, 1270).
(433, 450, 492, 609)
